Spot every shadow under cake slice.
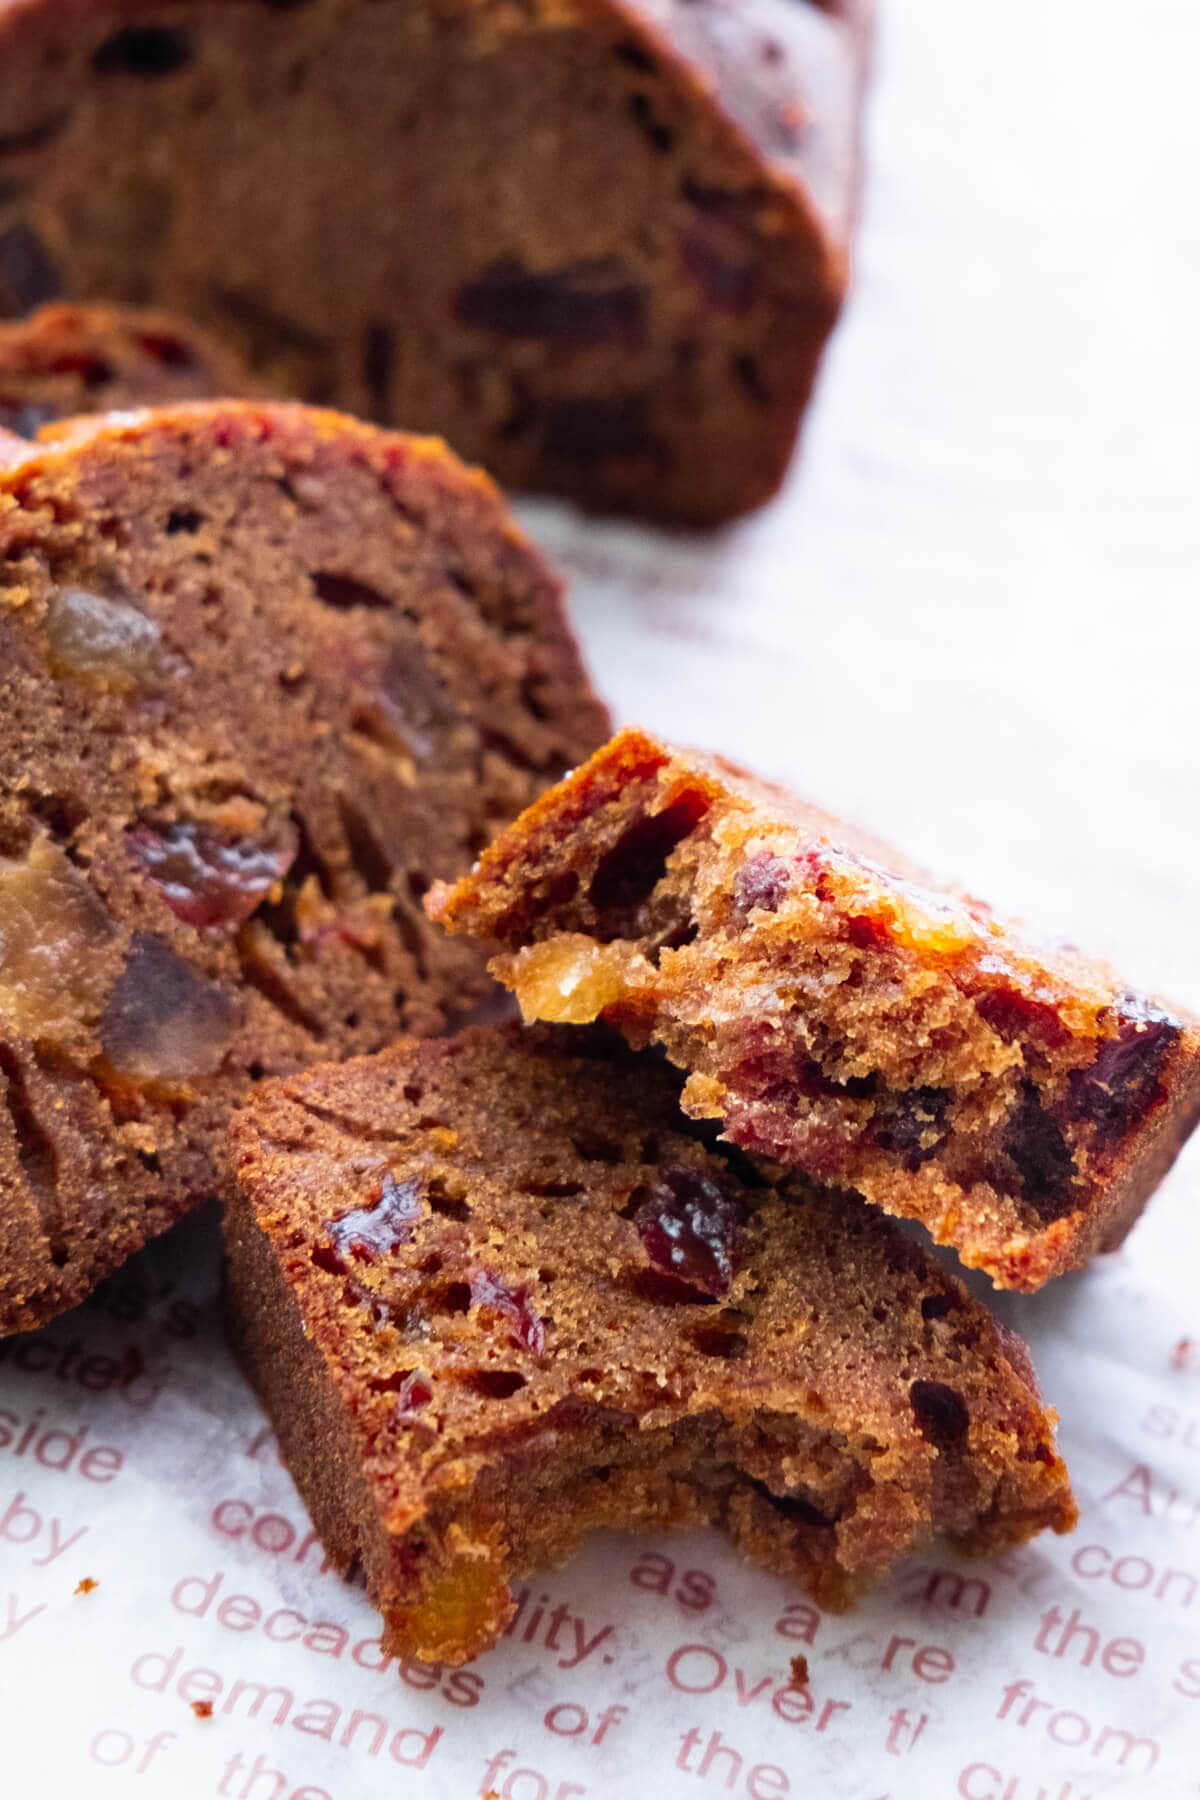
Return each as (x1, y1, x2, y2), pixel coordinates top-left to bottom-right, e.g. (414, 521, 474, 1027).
(427, 727, 1200, 1291)
(0, 401, 608, 1333)
(226, 1021, 1075, 1667)
(0, 302, 255, 437)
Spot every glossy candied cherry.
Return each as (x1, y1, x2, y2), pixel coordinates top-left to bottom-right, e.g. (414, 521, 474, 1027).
(469, 1269, 546, 1356)
(128, 819, 295, 931)
(394, 1369, 433, 1415)
(630, 1164, 749, 1298)
(319, 1173, 425, 1274)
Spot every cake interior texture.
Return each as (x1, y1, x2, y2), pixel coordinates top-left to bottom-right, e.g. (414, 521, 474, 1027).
(227, 1022, 1075, 1666)
(0, 402, 605, 1331)
(0, 0, 869, 522)
(428, 728, 1200, 1290)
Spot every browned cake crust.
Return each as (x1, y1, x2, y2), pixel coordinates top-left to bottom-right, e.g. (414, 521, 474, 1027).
(0, 401, 607, 1333)
(0, 302, 254, 436)
(0, 0, 871, 524)
(227, 1022, 1075, 1666)
(428, 728, 1200, 1291)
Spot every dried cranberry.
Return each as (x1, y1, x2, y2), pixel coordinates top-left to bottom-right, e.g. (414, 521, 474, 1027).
(1003, 1081, 1076, 1209)
(541, 394, 659, 465)
(128, 820, 295, 931)
(681, 227, 761, 314)
(872, 1086, 950, 1170)
(456, 257, 645, 347)
(630, 1164, 749, 1298)
(975, 986, 1070, 1049)
(733, 852, 792, 917)
(321, 1173, 425, 1272)
(0, 223, 62, 319)
(394, 1369, 433, 1415)
(844, 911, 892, 951)
(135, 331, 196, 369)
(468, 1269, 546, 1356)
(1068, 1004, 1179, 1145)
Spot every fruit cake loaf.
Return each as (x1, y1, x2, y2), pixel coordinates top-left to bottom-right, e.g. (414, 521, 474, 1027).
(226, 1021, 1075, 1666)
(0, 0, 871, 523)
(0, 302, 254, 437)
(0, 400, 607, 1333)
(428, 728, 1200, 1291)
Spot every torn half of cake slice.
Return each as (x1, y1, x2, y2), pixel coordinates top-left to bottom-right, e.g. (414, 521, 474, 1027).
(226, 1022, 1075, 1666)
(426, 728, 1200, 1291)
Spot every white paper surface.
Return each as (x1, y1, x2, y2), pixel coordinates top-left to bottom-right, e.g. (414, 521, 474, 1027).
(4, 2, 1200, 1793)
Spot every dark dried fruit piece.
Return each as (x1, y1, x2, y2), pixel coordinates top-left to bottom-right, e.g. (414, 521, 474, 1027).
(910, 1379, 970, 1450)
(541, 395, 659, 465)
(321, 1172, 425, 1272)
(92, 26, 194, 78)
(1068, 1005, 1180, 1146)
(733, 851, 791, 917)
(872, 1086, 950, 1170)
(129, 819, 295, 931)
(629, 1164, 748, 1297)
(0, 223, 62, 319)
(468, 1268, 546, 1356)
(100, 932, 238, 1081)
(1004, 1082, 1076, 1210)
(456, 258, 646, 347)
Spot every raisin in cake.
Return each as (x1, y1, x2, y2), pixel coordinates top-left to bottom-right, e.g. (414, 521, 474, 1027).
(0, 402, 607, 1333)
(428, 728, 1200, 1292)
(0, 302, 253, 437)
(228, 1024, 1074, 1666)
(0, 0, 870, 523)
